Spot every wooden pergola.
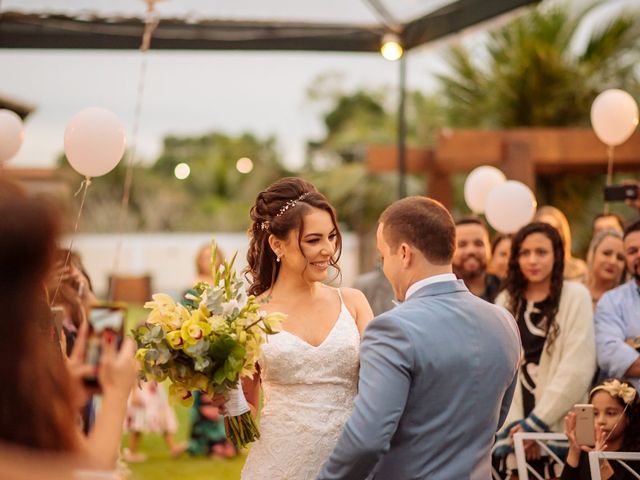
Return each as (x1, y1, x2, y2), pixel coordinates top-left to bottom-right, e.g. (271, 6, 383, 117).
(367, 128, 640, 208)
(0, 0, 537, 52)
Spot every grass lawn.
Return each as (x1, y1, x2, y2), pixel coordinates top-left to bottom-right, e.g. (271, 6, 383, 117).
(123, 306, 246, 479)
(123, 405, 246, 480)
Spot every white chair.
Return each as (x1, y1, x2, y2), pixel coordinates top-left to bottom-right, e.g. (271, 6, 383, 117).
(588, 451, 640, 479)
(512, 432, 568, 480)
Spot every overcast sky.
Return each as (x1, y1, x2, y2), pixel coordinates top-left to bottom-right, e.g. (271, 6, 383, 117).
(0, 0, 632, 170)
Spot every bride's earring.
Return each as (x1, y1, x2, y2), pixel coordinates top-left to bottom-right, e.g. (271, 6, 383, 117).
(276, 254, 281, 263)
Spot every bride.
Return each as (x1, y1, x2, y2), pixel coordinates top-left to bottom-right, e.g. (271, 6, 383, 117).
(239, 177, 373, 479)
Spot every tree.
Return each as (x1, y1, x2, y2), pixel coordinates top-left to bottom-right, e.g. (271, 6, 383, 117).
(304, 77, 438, 271)
(436, 1, 640, 252)
(438, 2, 640, 128)
(57, 131, 289, 232)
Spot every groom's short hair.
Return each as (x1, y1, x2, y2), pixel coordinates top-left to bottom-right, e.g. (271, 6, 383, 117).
(379, 196, 455, 265)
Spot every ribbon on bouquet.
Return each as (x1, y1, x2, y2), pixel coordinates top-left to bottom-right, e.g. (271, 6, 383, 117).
(223, 381, 259, 448)
(225, 381, 250, 417)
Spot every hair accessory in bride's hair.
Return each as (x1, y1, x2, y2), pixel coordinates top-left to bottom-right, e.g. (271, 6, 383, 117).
(258, 221, 270, 232)
(276, 192, 311, 218)
(591, 379, 638, 405)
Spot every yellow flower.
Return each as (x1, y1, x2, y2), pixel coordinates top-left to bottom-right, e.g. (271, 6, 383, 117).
(169, 383, 194, 407)
(198, 302, 210, 318)
(166, 331, 184, 349)
(144, 293, 175, 310)
(207, 314, 226, 332)
(263, 311, 286, 333)
(188, 373, 210, 392)
(145, 294, 183, 332)
(180, 310, 213, 346)
(135, 348, 149, 364)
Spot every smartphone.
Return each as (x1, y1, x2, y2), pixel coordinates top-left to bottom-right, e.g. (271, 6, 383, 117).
(574, 404, 596, 447)
(604, 184, 639, 202)
(84, 304, 127, 387)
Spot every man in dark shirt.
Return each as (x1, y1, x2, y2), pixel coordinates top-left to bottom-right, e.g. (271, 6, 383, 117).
(453, 217, 501, 303)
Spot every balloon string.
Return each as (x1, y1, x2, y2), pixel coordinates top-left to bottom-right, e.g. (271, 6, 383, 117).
(604, 145, 615, 214)
(111, 2, 157, 285)
(50, 176, 92, 307)
(606, 145, 614, 186)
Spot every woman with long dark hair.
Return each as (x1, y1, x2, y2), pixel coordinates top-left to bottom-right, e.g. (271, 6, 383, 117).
(493, 222, 595, 474)
(0, 179, 137, 472)
(239, 177, 373, 479)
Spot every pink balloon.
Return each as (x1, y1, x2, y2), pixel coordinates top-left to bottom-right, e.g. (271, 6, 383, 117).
(485, 181, 537, 233)
(590, 89, 639, 147)
(464, 166, 506, 213)
(0, 109, 25, 163)
(64, 107, 126, 177)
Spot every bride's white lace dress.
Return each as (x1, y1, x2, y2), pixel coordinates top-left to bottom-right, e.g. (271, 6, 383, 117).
(241, 290, 360, 480)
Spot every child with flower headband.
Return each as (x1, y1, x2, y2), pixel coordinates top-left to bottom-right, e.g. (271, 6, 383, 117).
(562, 379, 640, 479)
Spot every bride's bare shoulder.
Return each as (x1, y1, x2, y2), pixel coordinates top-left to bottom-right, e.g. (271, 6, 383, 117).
(338, 288, 374, 333)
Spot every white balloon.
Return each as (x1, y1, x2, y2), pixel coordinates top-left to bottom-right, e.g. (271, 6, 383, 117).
(0, 109, 25, 163)
(590, 89, 639, 147)
(485, 181, 537, 234)
(463, 166, 506, 213)
(64, 107, 126, 177)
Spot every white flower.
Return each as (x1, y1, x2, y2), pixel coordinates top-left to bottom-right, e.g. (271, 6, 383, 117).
(237, 290, 248, 308)
(222, 299, 240, 315)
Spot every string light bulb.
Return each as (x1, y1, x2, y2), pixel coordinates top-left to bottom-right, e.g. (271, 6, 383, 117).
(174, 162, 190, 180)
(380, 33, 403, 61)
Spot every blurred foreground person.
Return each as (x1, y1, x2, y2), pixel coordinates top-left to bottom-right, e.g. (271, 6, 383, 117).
(0, 178, 137, 475)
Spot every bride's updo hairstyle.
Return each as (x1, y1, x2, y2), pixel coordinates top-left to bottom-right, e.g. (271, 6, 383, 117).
(246, 177, 342, 296)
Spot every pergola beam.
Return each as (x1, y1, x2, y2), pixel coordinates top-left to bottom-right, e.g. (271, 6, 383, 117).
(0, 13, 386, 52)
(366, 128, 640, 208)
(402, 0, 538, 49)
(0, 0, 539, 52)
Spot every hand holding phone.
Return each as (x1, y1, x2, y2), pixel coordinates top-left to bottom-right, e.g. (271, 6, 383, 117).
(604, 183, 639, 202)
(83, 304, 127, 387)
(574, 404, 596, 447)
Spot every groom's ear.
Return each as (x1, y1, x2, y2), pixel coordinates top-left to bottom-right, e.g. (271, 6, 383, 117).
(399, 242, 412, 268)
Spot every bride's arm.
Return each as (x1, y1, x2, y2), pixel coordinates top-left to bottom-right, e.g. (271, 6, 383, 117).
(341, 288, 374, 337)
(242, 368, 261, 417)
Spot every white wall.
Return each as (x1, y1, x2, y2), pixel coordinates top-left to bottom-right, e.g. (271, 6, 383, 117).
(67, 232, 359, 298)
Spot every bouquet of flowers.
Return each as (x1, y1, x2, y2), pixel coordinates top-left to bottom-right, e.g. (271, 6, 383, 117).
(134, 244, 284, 447)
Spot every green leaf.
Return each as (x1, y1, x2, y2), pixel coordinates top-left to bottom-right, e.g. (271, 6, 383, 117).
(208, 335, 236, 360)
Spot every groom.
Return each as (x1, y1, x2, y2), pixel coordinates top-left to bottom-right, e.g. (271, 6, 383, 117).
(318, 197, 520, 480)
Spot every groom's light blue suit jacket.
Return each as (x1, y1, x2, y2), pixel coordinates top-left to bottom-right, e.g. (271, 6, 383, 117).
(317, 280, 520, 480)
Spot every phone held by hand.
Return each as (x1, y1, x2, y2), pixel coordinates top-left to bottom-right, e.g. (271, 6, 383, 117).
(84, 304, 127, 388)
(574, 404, 596, 447)
(603, 184, 639, 202)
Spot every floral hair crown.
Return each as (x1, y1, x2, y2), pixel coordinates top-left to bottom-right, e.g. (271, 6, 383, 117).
(258, 192, 311, 232)
(591, 379, 637, 405)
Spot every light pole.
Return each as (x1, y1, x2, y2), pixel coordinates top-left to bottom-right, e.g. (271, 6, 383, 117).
(397, 55, 407, 199)
(380, 32, 407, 199)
